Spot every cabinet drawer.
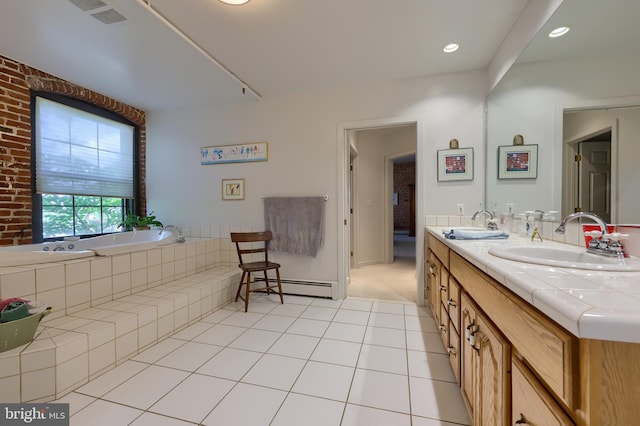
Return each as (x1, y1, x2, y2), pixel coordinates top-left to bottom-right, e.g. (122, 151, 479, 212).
(512, 356, 574, 425)
(427, 233, 449, 267)
(438, 302, 449, 348)
(450, 251, 578, 410)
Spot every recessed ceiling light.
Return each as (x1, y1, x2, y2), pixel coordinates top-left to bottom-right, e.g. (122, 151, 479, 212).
(218, 0, 250, 4)
(443, 43, 459, 53)
(549, 26, 570, 38)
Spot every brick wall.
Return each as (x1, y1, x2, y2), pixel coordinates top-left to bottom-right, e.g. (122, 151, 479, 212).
(393, 161, 415, 231)
(0, 54, 146, 246)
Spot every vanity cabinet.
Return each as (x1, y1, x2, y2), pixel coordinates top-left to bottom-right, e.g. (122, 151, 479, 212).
(426, 228, 640, 426)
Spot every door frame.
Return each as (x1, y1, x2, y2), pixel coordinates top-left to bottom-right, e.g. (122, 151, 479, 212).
(336, 116, 424, 305)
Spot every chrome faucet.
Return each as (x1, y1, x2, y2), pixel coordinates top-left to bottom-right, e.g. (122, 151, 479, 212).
(555, 212, 607, 236)
(471, 209, 494, 228)
(161, 225, 186, 243)
(555, 212, 624, 258)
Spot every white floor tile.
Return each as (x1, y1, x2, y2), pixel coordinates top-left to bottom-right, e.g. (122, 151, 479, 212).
(407, 351, 456, 382)
(372, 301, 406, 315)
(409, 376, 471, 425)
(252, 314, 296, 332)
(75, 360, 148, 397)
(228, 328, 282, 352)
(342, 404, 411, 426)
(102, 365, 190, 409)
(268, 333, 319, 359)
(348, 369, 410, 414)
(201, 309, 235, 323)
(406, 330, 446, 353)
(54, 392, 95, 416)
(283, 295, 315, 306)
(341, 299, 373, 311)
(197, 347, 261, 380)
(132, 338, 184, 364)
(411, 416, 467, 426)
(404, 304, 432, 317)
(271, 393, 344, 426)
(405, 315, 438, 332)
(241, 354, 306, 391)
(130, 412, 194, 425)
(292, 361, 354, 401)
(170, 321, 214, 340)
(310, 339, 361, 367)
(192, 324, 246, 346)
(150, 374, 235, 423)
(301, 306, 338, 321)
(333, 309, 370, 325)
(357, 344, 407, 375)
(155, 341, 223, 371)
(202, 382, 286, 426)
(220, 311, 265, 327)
(323, 322, 366, 342)
(363, 326, 407, 348)
(368, 312, 405, 329)
(269, 303, 307, 317)
(71, 399, 142, 426)
(310, 298, 343, 308)
(286, 317, 330, 337)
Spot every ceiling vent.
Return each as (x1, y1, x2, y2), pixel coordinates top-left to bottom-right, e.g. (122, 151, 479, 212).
(91, 8, 127, 24)
(68, 0, 107, 11)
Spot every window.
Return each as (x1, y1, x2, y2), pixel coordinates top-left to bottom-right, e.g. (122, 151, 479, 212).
(32, 94, 139, 241)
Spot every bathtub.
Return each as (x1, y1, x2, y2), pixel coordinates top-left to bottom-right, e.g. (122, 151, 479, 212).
(0, 230, 176, 267)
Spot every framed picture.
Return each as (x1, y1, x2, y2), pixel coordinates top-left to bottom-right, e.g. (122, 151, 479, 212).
(437, 148, 474, 182)
(498, 144, 538, 179)
(201, 142, 268, 165)
(222, 178, 245, 200)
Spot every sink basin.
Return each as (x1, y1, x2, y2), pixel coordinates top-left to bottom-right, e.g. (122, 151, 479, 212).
(488, 246, 640, 271)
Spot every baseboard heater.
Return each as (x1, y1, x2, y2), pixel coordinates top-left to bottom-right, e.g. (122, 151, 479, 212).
(253, 277, 334, 298)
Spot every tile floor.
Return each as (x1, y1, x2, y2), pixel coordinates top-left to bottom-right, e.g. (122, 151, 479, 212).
(56, 294, 471, 425)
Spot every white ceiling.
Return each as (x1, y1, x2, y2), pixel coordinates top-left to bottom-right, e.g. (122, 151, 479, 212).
(0, 0, 531, 111)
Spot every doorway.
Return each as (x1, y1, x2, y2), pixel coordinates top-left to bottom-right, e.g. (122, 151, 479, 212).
(346, 125, 417, 303)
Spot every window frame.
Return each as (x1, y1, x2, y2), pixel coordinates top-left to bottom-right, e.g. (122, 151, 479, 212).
(30, 91, 141, 243)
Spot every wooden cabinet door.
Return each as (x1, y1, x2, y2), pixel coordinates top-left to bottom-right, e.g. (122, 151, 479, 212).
(426, 251, 442, 323)
(475, 312, 510, 426)
(461, 293, 511, 426)
(460, 293, 477, 417)
(512, 356, 574, 426)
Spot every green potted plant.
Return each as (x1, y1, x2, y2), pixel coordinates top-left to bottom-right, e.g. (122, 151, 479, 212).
(118, 211, 163, 231)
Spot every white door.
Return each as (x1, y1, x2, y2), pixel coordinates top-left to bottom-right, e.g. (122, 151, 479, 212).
(578, 140, 611, 223)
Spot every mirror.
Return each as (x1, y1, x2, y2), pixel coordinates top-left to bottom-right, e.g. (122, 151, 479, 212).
(486, 0, 640, 224)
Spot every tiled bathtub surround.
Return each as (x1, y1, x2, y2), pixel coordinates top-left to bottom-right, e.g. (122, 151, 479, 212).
(0, 232, 243, 403)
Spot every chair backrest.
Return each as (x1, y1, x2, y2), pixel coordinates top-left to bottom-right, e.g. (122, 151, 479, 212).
(230, 231, 273, 266)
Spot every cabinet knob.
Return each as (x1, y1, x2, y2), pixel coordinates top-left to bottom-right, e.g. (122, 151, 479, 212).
(447, 346, 456, 356)
(439, 324, 447, 332)
(447, 298, 456, 307)
(515, 414, 527, 425)
(439, 285, 446, 292)
(429, 264, 436, 275)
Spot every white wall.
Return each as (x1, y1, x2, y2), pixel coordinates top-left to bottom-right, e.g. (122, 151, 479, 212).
(353, 126, 415, 266)
(486, 52, 640, 219)
(146, 70, 487, 284)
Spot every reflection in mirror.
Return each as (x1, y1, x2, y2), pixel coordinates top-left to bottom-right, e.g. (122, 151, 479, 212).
(486, 0, 640, 224)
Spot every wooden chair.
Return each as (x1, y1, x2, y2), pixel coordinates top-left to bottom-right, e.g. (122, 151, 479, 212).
(230, 231, 284, 312)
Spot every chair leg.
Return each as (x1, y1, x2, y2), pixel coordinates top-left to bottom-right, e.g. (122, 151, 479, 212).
(263, 271, 270, 294)
(244, 272, 251, 312)
(235, 271, 246, 302)
(275, 267, 284, 305)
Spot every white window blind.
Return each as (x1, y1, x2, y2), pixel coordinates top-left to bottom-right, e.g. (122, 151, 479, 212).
(35, 97, 135, 198)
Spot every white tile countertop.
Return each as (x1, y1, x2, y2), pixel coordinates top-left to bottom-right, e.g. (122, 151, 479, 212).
(427, 226, 640, 344)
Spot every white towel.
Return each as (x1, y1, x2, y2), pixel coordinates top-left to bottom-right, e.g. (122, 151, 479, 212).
(264, 197, 325, 257)
(443, 229, 510, 240)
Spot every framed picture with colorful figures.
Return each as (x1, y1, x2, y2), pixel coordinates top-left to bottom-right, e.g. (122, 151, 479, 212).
(437, 148, 474, 181)
(498, 144, 538, 179)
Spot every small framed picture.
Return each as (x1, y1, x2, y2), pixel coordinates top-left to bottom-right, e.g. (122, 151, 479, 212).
(222, 178, 245, 200)
(498, 144, 538, 179)
(437, 148, 474, 182)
